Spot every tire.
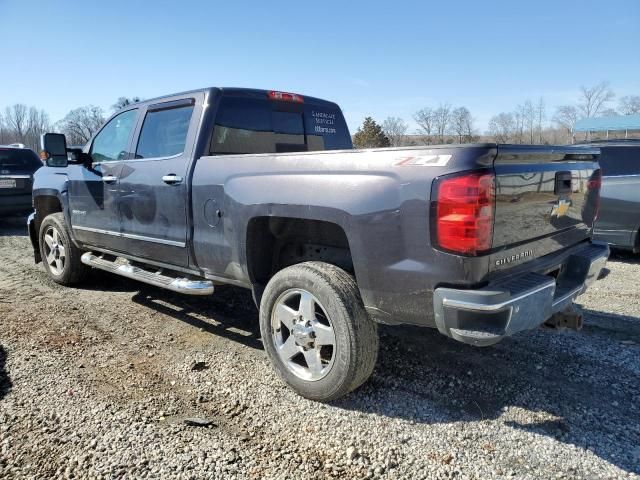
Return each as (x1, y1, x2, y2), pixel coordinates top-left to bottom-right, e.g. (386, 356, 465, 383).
(39, 212, 88, 285)
(259, 261, 378, 401)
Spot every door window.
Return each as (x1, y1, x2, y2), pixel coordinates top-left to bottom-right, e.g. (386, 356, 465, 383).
(91, 109, 137, 163)
(135, 105, 194, 159)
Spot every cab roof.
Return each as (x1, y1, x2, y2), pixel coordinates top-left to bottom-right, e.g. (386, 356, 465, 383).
(132, 87, 340, 109)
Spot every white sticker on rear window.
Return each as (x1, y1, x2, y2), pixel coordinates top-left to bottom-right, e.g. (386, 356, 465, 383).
(312, 111, 337, 134)
(395, 154, 452, 166)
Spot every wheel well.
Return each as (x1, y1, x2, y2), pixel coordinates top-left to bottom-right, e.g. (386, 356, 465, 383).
(33, 195, 62, 234)
(246, 217, 353, 288)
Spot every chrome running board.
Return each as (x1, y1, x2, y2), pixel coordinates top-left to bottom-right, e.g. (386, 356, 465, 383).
(81, 252, 214, 296)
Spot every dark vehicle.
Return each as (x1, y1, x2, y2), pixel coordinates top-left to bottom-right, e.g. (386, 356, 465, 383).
(577, 140, 640, 252)
(0, 144, 42, 216)
(29, 88, 608, 401)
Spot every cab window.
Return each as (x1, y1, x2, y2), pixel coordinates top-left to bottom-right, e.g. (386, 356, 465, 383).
(210, 97, 352, 155)
(135, 104, 194, 159)
(91, 109, 137, 163)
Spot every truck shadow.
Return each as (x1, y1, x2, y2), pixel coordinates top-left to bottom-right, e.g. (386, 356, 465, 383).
(336, 309, 640, 475)
(0, 345, 12, 401)
(609, 249, 640, 265)
(0, 215, 28, 237)
(130, 285, 263, 350)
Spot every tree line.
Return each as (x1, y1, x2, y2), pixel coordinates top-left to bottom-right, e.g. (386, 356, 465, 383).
(3, 84, 638, 151)
(354, 81, 640, 148)
(0, 97, 141, 151)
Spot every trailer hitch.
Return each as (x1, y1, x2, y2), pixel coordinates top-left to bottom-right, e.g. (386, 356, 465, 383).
(544, 305, 584, 331)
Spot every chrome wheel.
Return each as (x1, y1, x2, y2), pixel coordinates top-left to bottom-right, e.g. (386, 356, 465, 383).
(43, 225, 66, 276)
(271, 288, 337, 381)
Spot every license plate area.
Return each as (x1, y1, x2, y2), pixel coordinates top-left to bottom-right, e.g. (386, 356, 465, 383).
(0, 179, 17, 188)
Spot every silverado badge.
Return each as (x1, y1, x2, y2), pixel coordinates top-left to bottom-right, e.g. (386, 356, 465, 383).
(551, 199, 571, 218)
(495, 250, 533, 267)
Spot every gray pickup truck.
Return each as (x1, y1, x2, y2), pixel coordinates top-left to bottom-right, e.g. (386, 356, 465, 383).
(577, 140, 640, 252)
(30, 87, 608, 401)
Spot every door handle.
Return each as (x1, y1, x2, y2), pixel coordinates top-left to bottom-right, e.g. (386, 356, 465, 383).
(102, 175, 118, 183)
(162, 174, 183, 185)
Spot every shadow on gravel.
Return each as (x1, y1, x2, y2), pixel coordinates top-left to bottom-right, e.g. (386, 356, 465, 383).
(75, 271, 263, 348)
(77, 270, 146, 294)
(336, 311, 640, 474)
(0, 214, 28, 237)
(609, 249, 640, 265)
(131, 285, 263, 350)
(0, 345, 12, 401)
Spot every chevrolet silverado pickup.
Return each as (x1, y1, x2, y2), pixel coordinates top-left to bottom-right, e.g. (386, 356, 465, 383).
(30, 87, 608, 401)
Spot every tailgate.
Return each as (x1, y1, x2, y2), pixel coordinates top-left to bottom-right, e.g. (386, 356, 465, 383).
(490, 145, 600, 270)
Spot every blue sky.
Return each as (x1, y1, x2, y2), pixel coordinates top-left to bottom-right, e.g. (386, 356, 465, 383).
(1, 0, 638, 133)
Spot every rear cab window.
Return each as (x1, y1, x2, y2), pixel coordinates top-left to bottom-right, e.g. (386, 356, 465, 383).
(0, 148, 41, 173)
(210, 94, 352, 155)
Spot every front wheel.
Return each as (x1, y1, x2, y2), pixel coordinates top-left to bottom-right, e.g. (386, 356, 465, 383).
(39, 213, 89, 285)
(259, 262, 378, 401)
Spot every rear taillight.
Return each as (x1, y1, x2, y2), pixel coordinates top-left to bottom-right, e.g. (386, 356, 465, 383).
(433, 172, 495, 255)
(587, 168, 602, 221)
(268, 91, 304, 103)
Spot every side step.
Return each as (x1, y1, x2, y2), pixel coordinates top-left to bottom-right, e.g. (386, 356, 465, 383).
(81, 252, 214, 296)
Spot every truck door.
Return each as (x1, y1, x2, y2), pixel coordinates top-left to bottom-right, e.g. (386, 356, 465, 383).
(116, 95, 201, 268)
(68, 108, 139, 251)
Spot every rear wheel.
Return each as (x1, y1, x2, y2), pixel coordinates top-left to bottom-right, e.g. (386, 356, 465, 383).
(259, 261, 378, 401)
(39, 213, 88, 285)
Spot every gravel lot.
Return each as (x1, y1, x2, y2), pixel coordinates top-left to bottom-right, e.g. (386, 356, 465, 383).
(1, 215, 639, 479)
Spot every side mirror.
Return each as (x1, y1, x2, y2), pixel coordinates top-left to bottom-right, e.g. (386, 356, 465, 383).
(40, 133, 68, 167)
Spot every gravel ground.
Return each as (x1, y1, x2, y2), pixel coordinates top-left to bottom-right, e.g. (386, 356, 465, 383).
(1, 215, 639, 479)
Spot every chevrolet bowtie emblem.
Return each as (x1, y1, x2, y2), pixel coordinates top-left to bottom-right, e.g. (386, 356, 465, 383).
(551, 199, 571, 217)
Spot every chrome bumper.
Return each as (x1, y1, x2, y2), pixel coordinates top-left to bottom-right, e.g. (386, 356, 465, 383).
(433, 243, 609, 346)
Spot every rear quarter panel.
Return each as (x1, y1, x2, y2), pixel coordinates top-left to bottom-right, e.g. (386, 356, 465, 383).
(191, 146, 496, 326)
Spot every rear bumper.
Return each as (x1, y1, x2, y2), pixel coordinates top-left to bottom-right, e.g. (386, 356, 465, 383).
(433, 242, 609, 346)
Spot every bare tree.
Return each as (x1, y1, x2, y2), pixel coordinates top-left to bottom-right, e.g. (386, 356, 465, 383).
(23, 107, 51, 151)
(450, 107, 474, 143)
(0, 112, 6, 144)
(536, 97, 546, 144)
(513, 104, 526, 144)
(433, 103, 451, 143)
(112, 96, 142, 112)
(599, 108, 619, 117)
(488, 112, 516, 143)
(619, 95, 640, 115)
(382, 116, 408, 147)
(522, 100, 536, 144)
(414, 107, 435, 145)
(56, 106, 105, 145)
(578, 81, 615, 118)
(553, 105, 579, 143)
(4, 104, 29, 140)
